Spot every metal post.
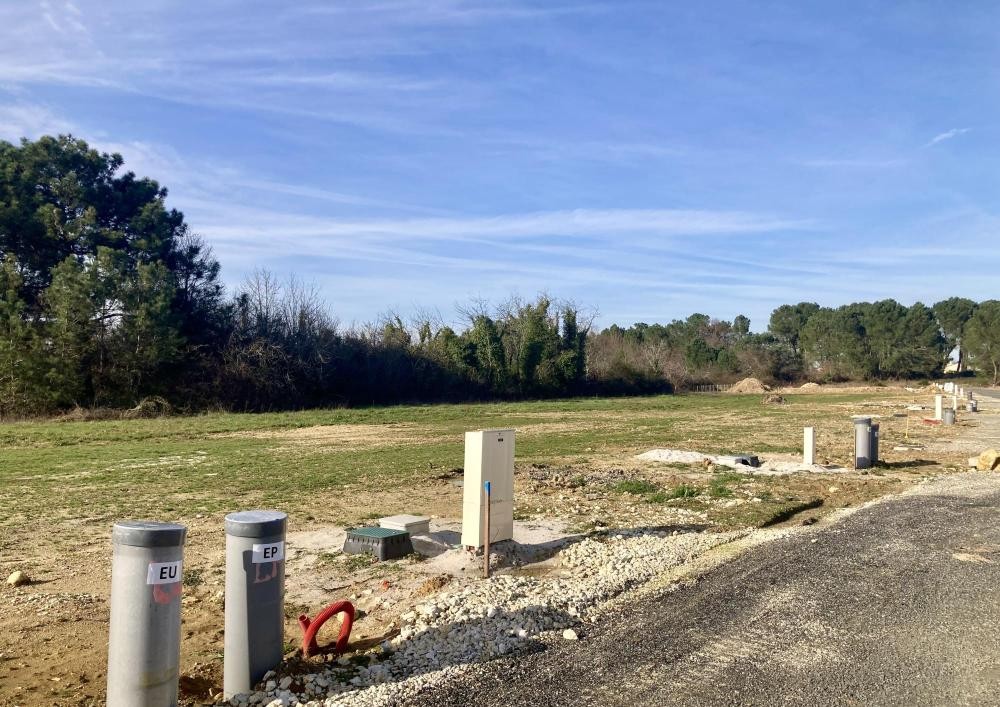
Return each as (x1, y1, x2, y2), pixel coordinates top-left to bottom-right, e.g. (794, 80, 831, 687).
(870, 423, 880, 466)
(483, 481, 491, 579)
(853, 416, 872, 470)
(107, 520, 186, 707)
(224, 510, 288, 698)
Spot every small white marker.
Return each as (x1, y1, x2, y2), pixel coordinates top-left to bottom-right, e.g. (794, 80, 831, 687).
(146, 560, 182, 585)
(251, 541, 284, 564)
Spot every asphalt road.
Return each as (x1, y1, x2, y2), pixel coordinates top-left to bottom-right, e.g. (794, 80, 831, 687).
(410, 472, 1000, 707)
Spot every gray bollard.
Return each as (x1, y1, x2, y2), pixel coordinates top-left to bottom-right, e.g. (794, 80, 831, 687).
(224, 510, 288, 698)
(107, 520, 187, 707)
(853, 416, 872, 469)
(943, 408, 957, 425)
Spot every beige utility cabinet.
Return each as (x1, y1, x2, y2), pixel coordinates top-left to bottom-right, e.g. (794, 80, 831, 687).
(461, 429, 515, 548)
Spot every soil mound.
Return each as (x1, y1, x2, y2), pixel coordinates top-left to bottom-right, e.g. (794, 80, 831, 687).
(800, 382, 821, 390)
(730, 377, 770, 394)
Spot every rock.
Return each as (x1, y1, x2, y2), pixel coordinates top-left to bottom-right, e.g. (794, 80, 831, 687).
(6, 571, 28, 587)
(278, 676, 292, 690)
(977, 449, 1000, 471)
(562, 628, 579, 640)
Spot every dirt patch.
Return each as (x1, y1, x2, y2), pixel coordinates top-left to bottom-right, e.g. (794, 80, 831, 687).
(730, 378, 770, 394)
(215, 423, 449, 450)
(415, 574, 452, 596)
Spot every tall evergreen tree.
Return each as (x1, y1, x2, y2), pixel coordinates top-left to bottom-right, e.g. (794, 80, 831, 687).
(0, 256, 43, 414)
(965, 301, 1000, 385)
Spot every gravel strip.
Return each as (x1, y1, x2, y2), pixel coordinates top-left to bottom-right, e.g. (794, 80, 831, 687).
(226, 528, 746, 707)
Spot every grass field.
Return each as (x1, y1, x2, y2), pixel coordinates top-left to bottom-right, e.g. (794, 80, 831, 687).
(0, 390, 916, 528)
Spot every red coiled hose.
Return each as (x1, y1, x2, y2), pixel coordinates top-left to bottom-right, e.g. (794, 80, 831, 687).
(298, 600, 355, 658)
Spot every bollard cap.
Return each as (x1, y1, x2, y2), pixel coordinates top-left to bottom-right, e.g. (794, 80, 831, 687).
(112, 520, 186, 548)
(851, 416, 872, 425)
(225, 510, 287, 538)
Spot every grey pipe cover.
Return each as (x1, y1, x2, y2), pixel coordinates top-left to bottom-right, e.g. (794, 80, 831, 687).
(225, 510, 287, 538)
(112, 520, 186, 547)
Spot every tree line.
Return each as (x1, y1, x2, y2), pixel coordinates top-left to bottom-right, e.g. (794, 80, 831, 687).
(590, 297, 1000, 390)
(1, 136, 997, 417)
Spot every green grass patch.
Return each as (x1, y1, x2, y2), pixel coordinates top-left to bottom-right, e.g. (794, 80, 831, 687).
(666, 483, 701, 499)
(343, 553, 377, 572)
(712, 471, 746, 483)
(647, 485, 705, 505)
(613, 479, 660, 495)
(708, 478, 734, 498)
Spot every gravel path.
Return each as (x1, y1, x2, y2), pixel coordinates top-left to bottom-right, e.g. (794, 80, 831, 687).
(409, 473, 1000, 706)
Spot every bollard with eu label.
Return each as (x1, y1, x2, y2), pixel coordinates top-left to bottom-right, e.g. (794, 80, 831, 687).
(107, 520, 187, 707)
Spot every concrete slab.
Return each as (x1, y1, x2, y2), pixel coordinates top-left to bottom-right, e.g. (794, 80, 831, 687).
(380, 514, 431, 536)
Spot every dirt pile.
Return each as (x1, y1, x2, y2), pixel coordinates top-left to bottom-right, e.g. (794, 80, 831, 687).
(730, 377, 770, 394)
(800, 382, 821, 390)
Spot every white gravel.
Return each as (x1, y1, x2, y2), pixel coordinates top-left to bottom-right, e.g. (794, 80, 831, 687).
(227, 529, 744, 707)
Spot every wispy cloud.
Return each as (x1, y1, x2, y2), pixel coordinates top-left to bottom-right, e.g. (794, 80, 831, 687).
(0, 102, 77, 142)
(799, 158, 906, 168)
(197, 208, 810, 244)
(0, 101, 450, 218)
(925, 127, 971, 147)
(286, 1, 607, 26)
(40, 0, 88, 34)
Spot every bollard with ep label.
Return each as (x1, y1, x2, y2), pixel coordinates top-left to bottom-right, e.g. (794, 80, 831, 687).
(107, 520, 187, 707)
(224, 510, 288, 698)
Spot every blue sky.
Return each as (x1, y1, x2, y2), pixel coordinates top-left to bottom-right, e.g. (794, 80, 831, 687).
(1, 1, 997, 330)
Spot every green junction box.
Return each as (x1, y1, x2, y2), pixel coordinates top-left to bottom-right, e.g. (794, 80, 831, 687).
(343, 527, 414, 561)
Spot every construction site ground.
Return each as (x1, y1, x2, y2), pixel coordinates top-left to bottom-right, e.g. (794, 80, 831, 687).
(0, 383, 987, 705)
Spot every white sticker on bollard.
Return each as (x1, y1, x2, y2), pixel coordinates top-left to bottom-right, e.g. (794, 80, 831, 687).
(251, 542, 284, 563)
(146, 560, 182, 585)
